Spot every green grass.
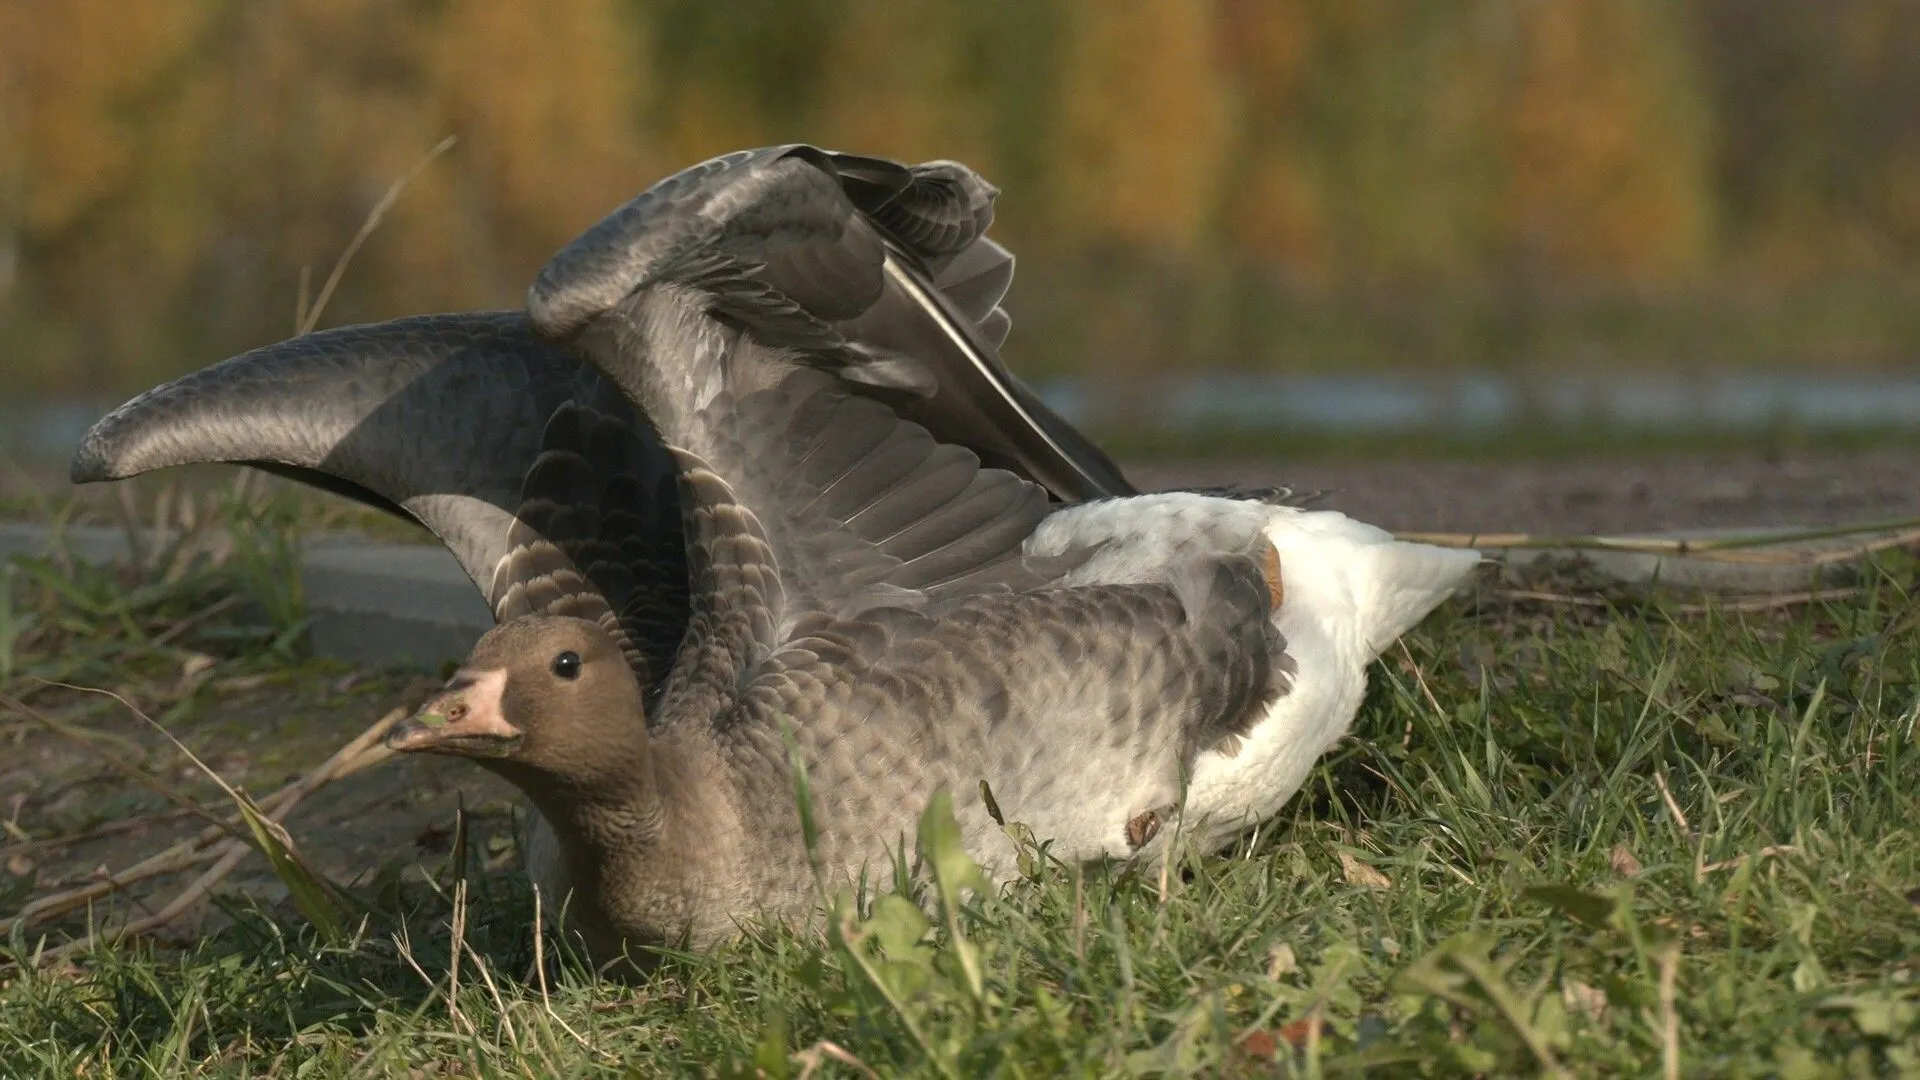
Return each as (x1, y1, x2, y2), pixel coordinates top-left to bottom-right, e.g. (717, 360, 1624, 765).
(2, 532, 1919, 1075)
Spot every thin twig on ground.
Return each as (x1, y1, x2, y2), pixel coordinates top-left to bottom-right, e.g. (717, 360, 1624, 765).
(1402, 518, 1920, 565)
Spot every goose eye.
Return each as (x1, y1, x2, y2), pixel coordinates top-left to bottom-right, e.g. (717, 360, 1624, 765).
(551, 650, 582, 680)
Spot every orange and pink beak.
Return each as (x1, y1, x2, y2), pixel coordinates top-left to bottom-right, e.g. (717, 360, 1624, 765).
(387, 669, 522, 758)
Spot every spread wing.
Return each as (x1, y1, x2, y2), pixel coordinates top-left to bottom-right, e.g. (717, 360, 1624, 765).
(69, 313, 688, 685)
(530, 148, 1090, 723)
(530, 145, 1134, 502)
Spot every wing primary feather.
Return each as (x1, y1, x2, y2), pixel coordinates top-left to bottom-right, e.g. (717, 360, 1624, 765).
(879, 257, 1122, 498)
(850, 445, 981, 546)
(930, 237, 1015, 322)
(976, 309, 1012, 350)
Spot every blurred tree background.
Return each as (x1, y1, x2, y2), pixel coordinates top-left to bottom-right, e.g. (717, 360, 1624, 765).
(3, 0, 1919, 401)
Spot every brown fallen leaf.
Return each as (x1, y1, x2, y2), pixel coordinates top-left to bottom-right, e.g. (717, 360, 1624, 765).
(174, 654, 217, 698)
(1339, 850, 1391, 890)
(1563, 978, 1609, 1025)
(1278, 1016, 1324, 1047)
(1237, 1016, 1323, 1063)
(1238, 1029, 1280, 1061)
(1610, 842, 1643, 878)
(1267, 941, 1298, 979)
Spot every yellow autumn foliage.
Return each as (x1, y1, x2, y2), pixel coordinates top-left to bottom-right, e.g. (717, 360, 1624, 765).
(2, 0, 1917, 391)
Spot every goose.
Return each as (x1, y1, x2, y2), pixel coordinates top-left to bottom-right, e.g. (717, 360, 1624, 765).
(379, 146, 1481, 963)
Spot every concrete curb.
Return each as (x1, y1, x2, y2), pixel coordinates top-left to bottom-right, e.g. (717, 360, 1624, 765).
(299, 544, 492, 670)
(1, 521, 1903, 671)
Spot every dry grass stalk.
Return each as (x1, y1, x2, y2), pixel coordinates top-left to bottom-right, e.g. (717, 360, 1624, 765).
(1401, 517, 1920, 566)
(795, 1040, 881, 1080)
(297, 136, 457, 336)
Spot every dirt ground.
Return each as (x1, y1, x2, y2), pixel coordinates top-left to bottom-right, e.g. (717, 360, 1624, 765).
(1127, 445, 1920, 535)
(1, 670, 527, 948)
(5, 443, 1918, 950)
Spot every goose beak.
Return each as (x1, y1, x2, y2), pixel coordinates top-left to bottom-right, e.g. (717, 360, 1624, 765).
(388, 669, 522, 758)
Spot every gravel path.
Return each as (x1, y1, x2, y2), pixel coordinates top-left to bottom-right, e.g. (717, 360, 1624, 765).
(1127, 447, 1920, 535)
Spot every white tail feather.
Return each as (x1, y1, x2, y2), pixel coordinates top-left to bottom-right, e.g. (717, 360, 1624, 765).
(1351, 538, 1483, 655)
(1263, 511, 1481, 660)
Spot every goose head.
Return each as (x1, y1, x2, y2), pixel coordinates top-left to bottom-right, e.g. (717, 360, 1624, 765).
(387, 616, 651, 800)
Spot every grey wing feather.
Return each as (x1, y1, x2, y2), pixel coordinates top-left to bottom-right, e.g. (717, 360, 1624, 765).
(931, 237, 1016, 325)
(69, 312, 688, 682)
(625, 356, 1081, 732)
(935, 567, 1287, 858)
(976, 309, 1012, 350)
(654, 454, 785, 722)
(738, 553, 1291, 873)
(835, 156, 996, 256)
(529, 148, 1096, 641)
(528, 147, 884, 342)
(941, 561, 1283, 769)
(491, 392, 687, 688)
(529, 144, 1134, 502)
(676, 368, 1062, 643)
